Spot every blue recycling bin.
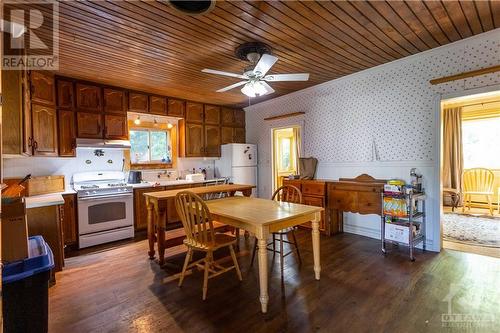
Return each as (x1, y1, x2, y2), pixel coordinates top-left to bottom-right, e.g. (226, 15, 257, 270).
(3, 236, 55, 333)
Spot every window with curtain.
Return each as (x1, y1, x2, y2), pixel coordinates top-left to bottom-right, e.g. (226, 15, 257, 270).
(462, 116, 500, 169)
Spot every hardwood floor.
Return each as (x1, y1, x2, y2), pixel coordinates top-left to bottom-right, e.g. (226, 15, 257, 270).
(50, 231, 500, 333)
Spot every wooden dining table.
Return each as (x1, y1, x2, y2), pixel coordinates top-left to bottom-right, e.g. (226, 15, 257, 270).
(144, 184, 255, 266)
(205, 196, 323, 313)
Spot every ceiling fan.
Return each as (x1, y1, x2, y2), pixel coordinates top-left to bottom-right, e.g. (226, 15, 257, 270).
(201, 42, 309, 98)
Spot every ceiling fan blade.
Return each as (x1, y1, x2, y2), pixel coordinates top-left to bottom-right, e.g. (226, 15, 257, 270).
(253, 54, 278, 77)
(216, 81, 248, 92)
(263, 73, 310, 82)
(260, 81, 275, 95)
(202, 68, 247, 79)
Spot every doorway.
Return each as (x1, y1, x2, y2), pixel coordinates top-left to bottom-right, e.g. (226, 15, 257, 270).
(271, 126, 301, 193)
(440, 90, 500, 258)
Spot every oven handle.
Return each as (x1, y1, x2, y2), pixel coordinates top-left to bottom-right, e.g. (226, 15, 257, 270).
(78, 193, 133, 201)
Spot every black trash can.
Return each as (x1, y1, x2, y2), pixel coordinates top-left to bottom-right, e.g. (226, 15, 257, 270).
(3, 236, 55, 333)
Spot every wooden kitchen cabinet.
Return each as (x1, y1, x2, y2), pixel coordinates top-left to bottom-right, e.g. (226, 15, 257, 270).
(149, 95, 167, 115)
(104, 88, 127, 114)
(60, 194, 77, 246)
(134, 186, 165, 230)
(77, 112, 103, 138)
(204, 125, 221, 157)
(221, 126, 234, 144)
(233, 127, 246, 143)
(56, 79, 74, 110)
(186, 102, 204, 123)
(32, 104, 58, 156)
(76, 83, 102, 113)
(167, 98, 185, 117)
(204, 105, 220, 125)
(129, 92, 148, 113)
(104, 114, 128, 140)
(234, 109, 245, 127)
(58, 110, 76, 157)
(221, 107, 234, 126)
(30, 71, 56, 106)
(183, 122, 204, 157)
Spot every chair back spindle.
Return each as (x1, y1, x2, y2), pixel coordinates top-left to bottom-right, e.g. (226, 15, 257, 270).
(175, 191, 215, 247)
(272, 185, 303, 204)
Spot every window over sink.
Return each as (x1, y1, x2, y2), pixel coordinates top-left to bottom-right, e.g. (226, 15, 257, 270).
(128, 114, 177, 169)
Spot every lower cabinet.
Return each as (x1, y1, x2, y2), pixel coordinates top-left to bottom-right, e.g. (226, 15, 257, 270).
(60, 194, 78, 246)
(134, 186, 165, 231)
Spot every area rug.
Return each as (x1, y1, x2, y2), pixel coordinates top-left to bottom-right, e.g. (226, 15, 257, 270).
(442, 213, 500, 247)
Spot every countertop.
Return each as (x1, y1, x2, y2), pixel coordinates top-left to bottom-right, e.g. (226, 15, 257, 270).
(128, 178, 229, 189)
(25, 193, 65, 209)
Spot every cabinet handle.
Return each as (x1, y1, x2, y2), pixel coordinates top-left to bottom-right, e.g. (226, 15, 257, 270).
(28, 137, 33, 147)
(33, 141, 38, 151)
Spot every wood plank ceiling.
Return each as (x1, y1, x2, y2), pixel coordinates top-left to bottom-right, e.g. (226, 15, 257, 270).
(33, 0, 500, 107)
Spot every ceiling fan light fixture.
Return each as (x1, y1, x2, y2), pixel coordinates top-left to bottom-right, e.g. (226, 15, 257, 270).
(241, 81, 268, 98)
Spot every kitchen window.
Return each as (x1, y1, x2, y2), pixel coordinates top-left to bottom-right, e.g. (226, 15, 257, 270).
(462, 116, 500, 169)
(130, 129, 172, 165)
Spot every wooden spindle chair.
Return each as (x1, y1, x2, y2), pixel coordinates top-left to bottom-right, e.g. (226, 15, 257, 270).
(250, 185, 303, 278)
(175, 191, 242, 300)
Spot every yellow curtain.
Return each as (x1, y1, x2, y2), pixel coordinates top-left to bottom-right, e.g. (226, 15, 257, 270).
(293, 127, 301, 173)
(442, 107, 463, 204)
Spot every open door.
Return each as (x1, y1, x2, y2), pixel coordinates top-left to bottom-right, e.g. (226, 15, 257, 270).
(271, 126, 301, 192)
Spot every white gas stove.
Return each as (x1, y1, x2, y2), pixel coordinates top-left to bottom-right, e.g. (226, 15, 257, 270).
(72, 171, 134, 248)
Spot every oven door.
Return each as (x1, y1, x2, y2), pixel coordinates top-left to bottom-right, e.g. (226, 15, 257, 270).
(78, 193, 133, 235)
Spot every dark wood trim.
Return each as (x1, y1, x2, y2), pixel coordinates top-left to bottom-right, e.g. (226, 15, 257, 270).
(430, 65, 500, 85)
(264, 112, 305, 121)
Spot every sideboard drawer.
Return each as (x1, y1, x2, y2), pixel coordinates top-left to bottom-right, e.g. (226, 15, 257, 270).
(302, 181, 325, 196)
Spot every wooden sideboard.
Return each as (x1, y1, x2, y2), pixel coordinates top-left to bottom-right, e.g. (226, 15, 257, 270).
(327, 174, 386, 234)
(283, 179, 329, 235)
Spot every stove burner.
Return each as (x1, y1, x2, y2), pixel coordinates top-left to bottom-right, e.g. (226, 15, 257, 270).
(80, 185, 99, 189)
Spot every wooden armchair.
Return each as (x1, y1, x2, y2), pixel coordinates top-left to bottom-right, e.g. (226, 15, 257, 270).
(175, 191, 242, 300)
(462, 168, 495, 215)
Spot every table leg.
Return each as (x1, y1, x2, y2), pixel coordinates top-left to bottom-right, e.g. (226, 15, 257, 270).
(256, 227, 269, 313)
(312, 213, 321, 280)
(147, 200, 155, 259)
(157, 209, 166, 266)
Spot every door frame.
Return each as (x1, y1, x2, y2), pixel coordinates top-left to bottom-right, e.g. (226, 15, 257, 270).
(434, 83, 500, 252)
(270, 124, 304, 194)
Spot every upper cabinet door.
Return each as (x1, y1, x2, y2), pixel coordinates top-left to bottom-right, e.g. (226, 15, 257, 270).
(149, 95, 167, 115)
(76, 83, 102, 113)
(167, 98, 185, 118)
(58, 109, 76, 157)
(32, 104, 58, 156)
(204, 105, 220, 125)
(103, 88, 127, 114)
(221, 126, 234, 145)
(233, 127, 245, 143)
(56, 79, 74, 110)
(204, 125, 221, 157)
(184, 122, 204, 157)
(185, 102, 204, 123)
(129, 92, 148, 113)
(104, 115, 128, 140)
(30, 72, 55, 106)
(221, 107, 234, 126)
(233, 109, 245, 127)
(77, 112, 103, 138)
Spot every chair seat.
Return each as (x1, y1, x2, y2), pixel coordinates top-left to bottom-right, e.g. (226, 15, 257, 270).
(443, 188, 460, 194)
(463, 191, 494, 195)
(184, 233, 236, 251)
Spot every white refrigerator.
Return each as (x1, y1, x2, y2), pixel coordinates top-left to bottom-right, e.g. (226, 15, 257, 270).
(215, 143, 258, 197)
